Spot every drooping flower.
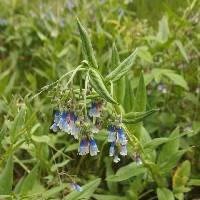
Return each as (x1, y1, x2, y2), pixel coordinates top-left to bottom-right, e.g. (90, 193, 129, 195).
(50, 122, 58, 132)
(113, 154, 120, 163)
(71, 183, 83, 192)
(79, 138, 89, 155)
(135, 153, 143, 166)
(71, 118, 80, 139)
(58, 111, 68, 131)
(109, 142, 115, 157)
(54, 110, 60, 124)
(89, 138, 99, 156)
(88, 102, 100, 118)
(117, 127, 127, 145)
(108, 125, 116, 142)
(120, 144, 127, 156)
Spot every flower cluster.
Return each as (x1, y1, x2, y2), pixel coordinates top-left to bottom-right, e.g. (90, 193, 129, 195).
(79, 137, 99, 156)
(50, 111, 80, 139)
(50, 101, 102, 156)
(50, 100, 133, 163)
(108, 125, 128, 163)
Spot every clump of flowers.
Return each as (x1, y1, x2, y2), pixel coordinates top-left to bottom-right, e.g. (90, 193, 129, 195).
(108, 125, 128, 163)
(50, 100, 103, 157)
(50, 96, 131, 163)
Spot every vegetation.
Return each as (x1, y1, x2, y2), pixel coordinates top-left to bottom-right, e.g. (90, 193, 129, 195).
(0, 0, 200, 199)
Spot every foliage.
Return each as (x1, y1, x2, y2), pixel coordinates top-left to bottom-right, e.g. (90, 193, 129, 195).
(0, 0, 200, 199)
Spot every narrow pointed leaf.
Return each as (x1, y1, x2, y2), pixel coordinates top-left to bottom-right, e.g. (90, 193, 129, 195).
(77, 19, 98, 68)
(19, 165, 38, 195)
(89, 68, 117, 104)
(105, 48, 138, 82)
(123, 109, 159, 124)
(10, 107, 26, 142)
(133, 72, 147, 112)
(106, 162, 146, 182)
(111, 43, 120, 69)
(0, 156, 13, 195)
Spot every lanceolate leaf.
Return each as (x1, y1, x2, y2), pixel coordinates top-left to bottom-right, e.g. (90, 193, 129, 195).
(122, 109, 159, 124)
(111, 43, 120, 69)
(105, 48, 138, 82)
(106, 162, 146, 182)
(133, 72, 147, 112)
(10, 107, 26, 142)
(89, 68, 117, 104)
(0, 156, 13, 195)
(19, 165, 38, 195)
(77, 19, 98, 69)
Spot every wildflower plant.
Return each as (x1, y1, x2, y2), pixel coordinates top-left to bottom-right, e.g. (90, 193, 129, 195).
(35, 19, 158, 167)
(0, 1, 199, 198)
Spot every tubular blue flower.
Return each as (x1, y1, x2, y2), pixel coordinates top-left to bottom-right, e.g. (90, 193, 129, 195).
(71, 183, 83, 192)
(88, 102, 100, 117)
(109, 142, 115, 157)
(58, 112, 68, 131)
(135, 153, 143, 166)
(50, 122, 58, 132)
(113, 154, 120, 163)
(89, 138, 99, 156)
(54, 110, 60, 124)
(120, 144, 127, 156)
(117, 127, 127, 145)
(79, 138, 89, 155)
(71, 118, 80, 139)
(108, 125, 116, 142)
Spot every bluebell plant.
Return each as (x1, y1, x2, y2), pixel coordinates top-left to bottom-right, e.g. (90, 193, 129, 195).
(50, 100, 130, 163)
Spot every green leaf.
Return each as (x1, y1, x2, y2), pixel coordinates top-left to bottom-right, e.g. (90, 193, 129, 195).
(0, 156, 13, 195)
(160, 150, 187, 174)
(77, 19, 98, 68)
(123, 109, 159, 124)
(133, 72, 147, 112)
(89, 68, 117, 104)
(51, 160, 70, 172)
(106, 162, 146, 182)
(31, 135, 51, 144)
(173, 160, 191, 195)
(137, 46, 153, 63)
(143, 137, 169, 149)
(162, 69, 189, 90)
(175, 40, 189, 63)
(157, 188, 174, 200)
(104, 158, 117, 193)
(105, 48, 138, 82)
(65, 178, 101, 200)
(9, 107, 26, 142)
(44, 184, 68, 198)
(122, 76, 134, 112)
(158, 127, 180, 164)
(93, 194, 126, 200)
(188, 179, 200, 186)
(157, 15, 170, 43)
(111, 43, 120, 68)
(19, 165, 38, 195)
